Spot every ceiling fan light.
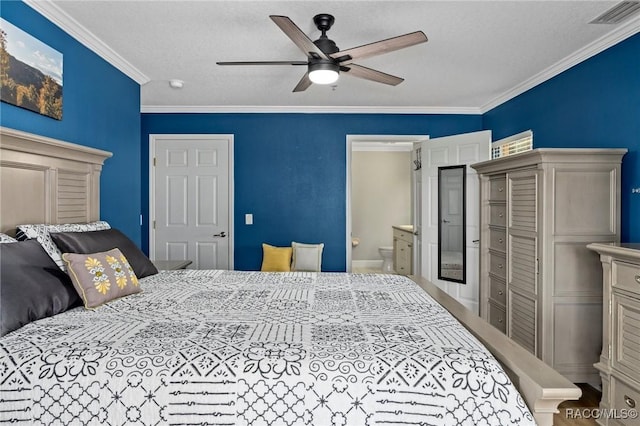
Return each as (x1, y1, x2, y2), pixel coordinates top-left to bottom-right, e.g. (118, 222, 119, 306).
(308, 61, 340, 85)
(309, 69, 339, 85)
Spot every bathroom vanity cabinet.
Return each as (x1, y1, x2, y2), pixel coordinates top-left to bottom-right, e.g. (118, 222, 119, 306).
(472, 148, 625, 384)
(393, 225, 413, 275)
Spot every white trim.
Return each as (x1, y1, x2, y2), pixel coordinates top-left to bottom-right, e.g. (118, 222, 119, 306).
(149, 134, 234, 270)
(352, 260, 384, 270)
(141, 105, 482, 115)
(481, 13, 640, 113)
(23, 0, 150, 85)
(346, 134, 429, 272)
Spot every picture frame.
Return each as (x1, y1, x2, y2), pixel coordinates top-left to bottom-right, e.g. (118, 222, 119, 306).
(0, 18, 63, 120)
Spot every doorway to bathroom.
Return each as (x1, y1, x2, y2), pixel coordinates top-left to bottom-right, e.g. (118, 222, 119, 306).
(346, 135, 428, 273)
(346, 131, 491, 313)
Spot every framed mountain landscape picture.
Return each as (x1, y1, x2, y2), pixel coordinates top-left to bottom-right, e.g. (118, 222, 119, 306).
(0, 18, 62, 120)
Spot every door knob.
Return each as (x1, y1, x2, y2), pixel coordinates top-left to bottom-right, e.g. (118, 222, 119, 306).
(213, 231, 226, 238)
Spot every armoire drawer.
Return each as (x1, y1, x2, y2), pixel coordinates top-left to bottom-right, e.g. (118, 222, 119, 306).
(612, 292, 640, 384)
(490, 276, 507, 305)
(489, 204, 506, 226)
(489, 251, 506, 278)
(610, 376, 640, 426)
(489, 228, 506, 252)
(488, 300, 506, 333)
(613, 260, 640, 295)
(489, 177, 506, 201)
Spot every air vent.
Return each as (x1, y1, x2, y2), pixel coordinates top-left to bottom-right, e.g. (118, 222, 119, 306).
(590, 1, 640, 24)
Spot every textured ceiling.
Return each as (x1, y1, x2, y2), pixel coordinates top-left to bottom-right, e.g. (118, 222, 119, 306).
(36, 1, 640, 111)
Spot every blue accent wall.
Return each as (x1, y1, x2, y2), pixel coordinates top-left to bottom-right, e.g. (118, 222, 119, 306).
(483, 33, 640, 242)
(9, 0, 637, 263)
(0, 2, 142, 245)
(141, 113, 482, 270)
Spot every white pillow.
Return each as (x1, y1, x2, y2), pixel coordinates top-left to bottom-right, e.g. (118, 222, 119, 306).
(291, 241, 324, 272)
(16, 221, 111, 270)
(0, 232, 17, 243)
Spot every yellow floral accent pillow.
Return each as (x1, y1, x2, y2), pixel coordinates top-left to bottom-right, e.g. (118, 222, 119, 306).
(62, 248, 141, 309)
(260, 243, 292, 272)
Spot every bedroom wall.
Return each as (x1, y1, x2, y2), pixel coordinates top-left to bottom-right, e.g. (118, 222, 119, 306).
(141, 113, 482, 271)
(483, 33, 640, 242)
(0, 2, 142, 245)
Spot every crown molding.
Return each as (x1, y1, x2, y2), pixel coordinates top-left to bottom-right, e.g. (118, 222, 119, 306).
(140, 104, 482, 114)
(481, 13, 640, 113)
(23, 0, 150, 85)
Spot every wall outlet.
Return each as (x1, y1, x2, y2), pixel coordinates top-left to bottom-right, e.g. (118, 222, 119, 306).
(245, 214, 253, 225)
(632, 187, 640, 194)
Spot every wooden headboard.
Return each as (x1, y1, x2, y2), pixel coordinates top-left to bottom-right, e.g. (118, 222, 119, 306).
(0, 126, 112, 235)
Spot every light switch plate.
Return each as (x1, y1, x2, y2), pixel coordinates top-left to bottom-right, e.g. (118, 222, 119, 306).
(245, 214, 253, 225)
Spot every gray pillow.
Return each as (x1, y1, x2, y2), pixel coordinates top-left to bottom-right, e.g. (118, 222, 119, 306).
(0, 239, 80, 336)
(51, 228, 158, 279)
(62, 248, 141, 309)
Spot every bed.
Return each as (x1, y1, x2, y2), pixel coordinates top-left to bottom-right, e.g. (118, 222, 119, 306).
(0, 127, 580, 425)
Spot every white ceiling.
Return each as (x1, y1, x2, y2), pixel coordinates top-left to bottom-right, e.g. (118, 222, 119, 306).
(27, 1, 640, 113)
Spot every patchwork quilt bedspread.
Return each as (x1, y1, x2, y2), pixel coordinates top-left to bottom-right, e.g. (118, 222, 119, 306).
(0, 270, 535, 425)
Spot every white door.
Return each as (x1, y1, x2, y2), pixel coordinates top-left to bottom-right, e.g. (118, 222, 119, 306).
(422, 130, 491, 313)
(150, 135, 233, 270)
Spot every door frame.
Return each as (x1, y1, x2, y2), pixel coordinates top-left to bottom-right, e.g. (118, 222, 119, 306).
(345, 134, 429, 272)
(149, 134, 235, 269)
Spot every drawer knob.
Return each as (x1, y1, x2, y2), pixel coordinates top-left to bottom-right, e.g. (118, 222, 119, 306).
(498, 187, 504, 192)
(498, 238, 504, 244)
(635, 275, 640, 284)
(498, 319, 503, 323)
(624, 395, 636, 409)
(499, 213, 504, 218)
(498, 264, 504, 269)
(498, 290, 503, 296)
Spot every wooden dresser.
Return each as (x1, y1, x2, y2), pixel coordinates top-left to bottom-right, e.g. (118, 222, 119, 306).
(472, 148, 626, 384)
(587, 243, 640, 425)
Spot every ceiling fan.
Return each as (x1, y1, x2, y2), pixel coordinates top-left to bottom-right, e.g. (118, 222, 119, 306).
(217, 14, 428, 92)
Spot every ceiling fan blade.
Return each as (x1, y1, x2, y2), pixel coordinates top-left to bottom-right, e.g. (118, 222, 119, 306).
(217, 61, 308, 66)
(331, 31, 427, 64)
(293, 72, 312, 92)
(270, 15, 329, 60)
(342, 64, 404, 86)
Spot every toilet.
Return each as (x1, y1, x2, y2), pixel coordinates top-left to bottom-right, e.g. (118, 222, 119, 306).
(378, 246, 394, 273)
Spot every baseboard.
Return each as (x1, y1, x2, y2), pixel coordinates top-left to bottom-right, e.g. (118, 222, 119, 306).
(352, 260, 384, 269)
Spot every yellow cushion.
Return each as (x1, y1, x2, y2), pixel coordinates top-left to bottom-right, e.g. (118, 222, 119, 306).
(261, 243, 292, 272)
